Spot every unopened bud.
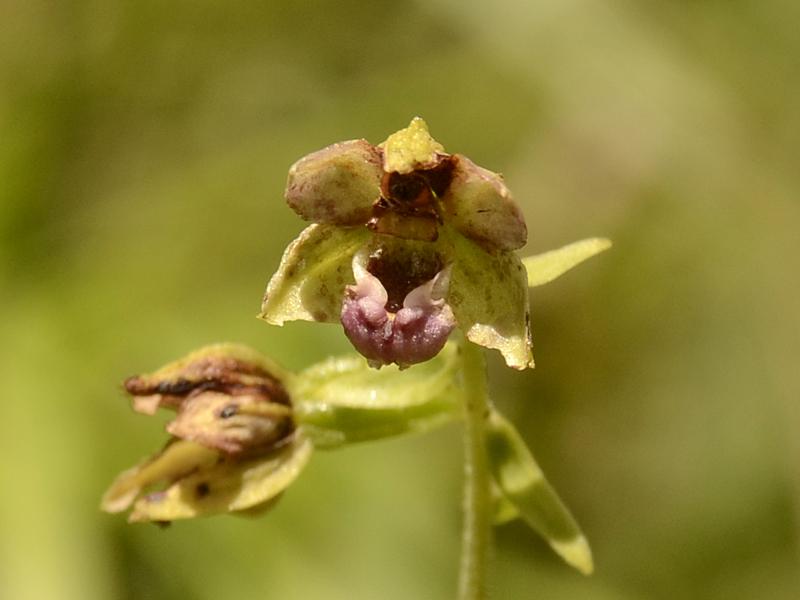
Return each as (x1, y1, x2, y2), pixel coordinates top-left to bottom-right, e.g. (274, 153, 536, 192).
(442, 154, 527, 251)
(285, 139, 382, 226)
(102, 344, 308, 522)
(123, 344, 294, 454)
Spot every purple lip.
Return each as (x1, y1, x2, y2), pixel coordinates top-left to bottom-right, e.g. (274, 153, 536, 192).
(340, 255, 455, 369)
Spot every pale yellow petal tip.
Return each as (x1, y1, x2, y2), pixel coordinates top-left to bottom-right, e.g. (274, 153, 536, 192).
(380, 117, 445, 174)
(586, 238, 612, 257)
(550, 535, 594, 575)
(256, 311, 285, 326)
(100, 488, 138, 514)
(524, 237, 612, 288)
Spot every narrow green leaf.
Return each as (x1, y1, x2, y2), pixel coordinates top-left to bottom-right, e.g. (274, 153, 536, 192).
(486, 410, 593, 575)
(290, 343, 462, 447)
(259, 223, 370, 325)
(523, 238, 611, 288)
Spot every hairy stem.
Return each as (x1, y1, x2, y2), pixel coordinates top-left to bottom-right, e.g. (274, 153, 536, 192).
(458, 340, 492, 600)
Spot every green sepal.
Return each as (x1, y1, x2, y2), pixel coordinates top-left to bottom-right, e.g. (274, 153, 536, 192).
(125, 342, 292, 393)
(441, 154, 527, 252)
(523, 238, 611, 288)
(126, 433, 313, 522)
(290, 343, 462, 448)
(259, 224, 371, 325)
(285, 139, 382, 226)
(101, 439, 219, 514)
(486, 410, 593, 575)
(445, 227, 533, 370)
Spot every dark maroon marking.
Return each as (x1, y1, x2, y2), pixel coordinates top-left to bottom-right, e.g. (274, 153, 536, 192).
(219, 404, 239, 419)
(366, 247, 443, 313)
(195, 482, 210, 498)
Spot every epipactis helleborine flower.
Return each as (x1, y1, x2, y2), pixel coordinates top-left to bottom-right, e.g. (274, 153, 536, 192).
(261, 118, 533, 369)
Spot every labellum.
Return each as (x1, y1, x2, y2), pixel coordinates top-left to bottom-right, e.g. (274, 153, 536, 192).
(341, 239, 455, 369)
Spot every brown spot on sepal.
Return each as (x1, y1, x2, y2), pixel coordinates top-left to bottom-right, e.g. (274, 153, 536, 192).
(195, 482, 211, 498)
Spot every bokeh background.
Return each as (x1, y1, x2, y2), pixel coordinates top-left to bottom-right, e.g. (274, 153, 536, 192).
(2, 1, 799, 599)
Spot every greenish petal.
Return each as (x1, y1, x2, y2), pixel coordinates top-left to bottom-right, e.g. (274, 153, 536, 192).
(290, 343, 462, 447)
(486, 410, 593, 575)
(100, 440, 220, 514)
(128, 433, 313, 522)
(259, 224, 370, 325)
(523, 238, 611, 288)
(445, 227, 533, 370)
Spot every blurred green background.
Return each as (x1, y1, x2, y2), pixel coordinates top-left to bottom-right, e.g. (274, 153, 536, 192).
(2, 1, 799, 598)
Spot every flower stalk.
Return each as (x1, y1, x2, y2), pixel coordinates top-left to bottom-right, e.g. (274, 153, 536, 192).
(458, 340, 492, 600)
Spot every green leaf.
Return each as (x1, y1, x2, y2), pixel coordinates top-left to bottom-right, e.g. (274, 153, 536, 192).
(445, 226, 533, 370)
(485, 410, 593, 575)
(128, 433, 313, 522)
(259, 223, 370, 325)
(523, 238, 611, 288)
(290, 343, 462, 447)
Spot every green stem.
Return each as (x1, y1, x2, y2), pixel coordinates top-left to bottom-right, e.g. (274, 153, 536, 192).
(458, 340, 492, 600)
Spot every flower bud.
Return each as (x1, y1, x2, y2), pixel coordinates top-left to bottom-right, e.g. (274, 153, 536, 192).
(285, 139, 382, 226)
(102, 344, 307, 522)
(122, 345, 295, 456)
(165, 389, 293, 455)
(441, 154, 527, 251)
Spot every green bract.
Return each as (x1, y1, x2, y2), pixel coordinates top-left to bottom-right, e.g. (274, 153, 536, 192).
(523, 237, 612, 288)
(486, 410, 593, 575)
(291, 340, 462, 447)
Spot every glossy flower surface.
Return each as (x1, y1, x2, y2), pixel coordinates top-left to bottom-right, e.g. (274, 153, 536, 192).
(262, 118, 534, 369)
